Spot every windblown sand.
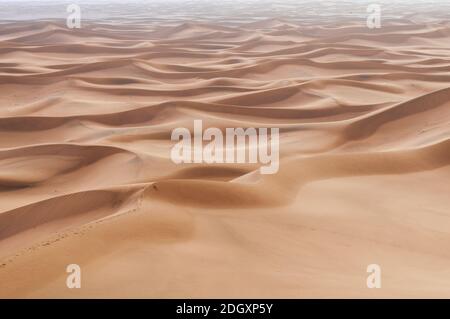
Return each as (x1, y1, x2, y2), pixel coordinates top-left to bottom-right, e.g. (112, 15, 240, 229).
(0, 0, 449, 298)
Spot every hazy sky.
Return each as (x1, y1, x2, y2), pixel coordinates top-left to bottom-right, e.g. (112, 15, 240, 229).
(0, 0, 449, 22)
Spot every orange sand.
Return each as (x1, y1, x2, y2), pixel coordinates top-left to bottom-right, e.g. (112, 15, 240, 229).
(0, 1, 449, 298)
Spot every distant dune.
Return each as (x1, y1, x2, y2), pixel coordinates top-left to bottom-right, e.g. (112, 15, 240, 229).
(0, 0, 449, 298)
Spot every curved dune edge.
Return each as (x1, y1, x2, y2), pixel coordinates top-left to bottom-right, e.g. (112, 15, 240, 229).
(0, 3, 450, 297)
(0, 139, 448, 265)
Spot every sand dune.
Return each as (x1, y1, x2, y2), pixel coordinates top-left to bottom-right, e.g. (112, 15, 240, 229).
(0, 0, 449, 298)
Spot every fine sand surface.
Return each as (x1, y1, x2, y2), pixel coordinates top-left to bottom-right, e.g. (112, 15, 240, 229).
(0, 0, 449, 298)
